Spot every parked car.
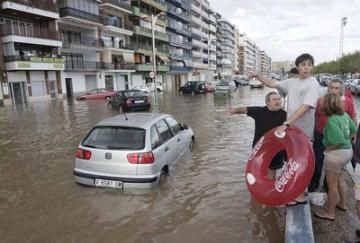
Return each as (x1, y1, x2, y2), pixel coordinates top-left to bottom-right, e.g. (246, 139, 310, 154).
(108, 90, 151, 112)
(205, 82, 216, 92)
(179, 81, 206, 94)
(76, 88, 117, 100)
(214, 80, 236, 96)
(147, 82, 164, 92)
(234, 79, 249, 87)
(73, 113, 195, 189)
(133, 85, 150, 94)
(249, 79, 264, 89)
(350, 79, 360, 95)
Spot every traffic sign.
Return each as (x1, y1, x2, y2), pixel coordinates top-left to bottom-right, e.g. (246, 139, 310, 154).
(149, 71, 155, 79)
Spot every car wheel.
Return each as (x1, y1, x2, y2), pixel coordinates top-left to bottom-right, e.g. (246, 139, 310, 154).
(158, 167, 169, 185)
(79, 97, 86, 101)
(189, 137, 195, 151)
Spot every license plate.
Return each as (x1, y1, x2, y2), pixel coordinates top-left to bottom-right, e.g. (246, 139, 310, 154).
(134, 100, 144, 103)
(95, 179, 122, 189)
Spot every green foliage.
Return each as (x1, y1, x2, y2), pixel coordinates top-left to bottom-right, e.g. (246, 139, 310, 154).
(314, 51, 360, 74)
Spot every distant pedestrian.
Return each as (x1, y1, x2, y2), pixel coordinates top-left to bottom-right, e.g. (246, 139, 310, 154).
(228, 91, 286, 179)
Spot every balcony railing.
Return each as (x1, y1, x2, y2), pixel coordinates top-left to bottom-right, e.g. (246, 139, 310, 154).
(134, 26, 168, 42)
(142, 0, 167, 12)
(100, 0, 131, 11)
(174, 0, 191, 10)
(102, 62, 135, 70)
(170, 65, 191, 72)
(101, 16, 133, 31)
(4, 55, 64, 63)
(59, 7, 101, 24)
(65, 61, 103, 71)
(168, 5, 190, 22)
(62, 36, 103, 48)
(135, 63, 169, 72)
(103, 41, 134, 50)
(132, 6, 167, 26)
(0, 0, 58, 13)
(0, 23, 60, 40)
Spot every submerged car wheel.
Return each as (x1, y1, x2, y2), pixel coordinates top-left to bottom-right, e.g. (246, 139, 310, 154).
(159, 166, 169, 185)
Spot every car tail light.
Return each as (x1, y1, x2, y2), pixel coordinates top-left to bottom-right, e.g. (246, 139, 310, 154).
(127, 152, 154, 164)
(76, 148, 92, 160)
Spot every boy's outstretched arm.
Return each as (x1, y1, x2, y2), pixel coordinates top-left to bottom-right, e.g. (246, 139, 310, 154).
(251, 74, 277, 88)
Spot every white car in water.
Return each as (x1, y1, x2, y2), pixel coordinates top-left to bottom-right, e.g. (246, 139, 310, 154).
(74, 113, 194, 189)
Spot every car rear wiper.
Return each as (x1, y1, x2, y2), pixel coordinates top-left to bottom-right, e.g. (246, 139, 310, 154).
(82, 144, 98, 148)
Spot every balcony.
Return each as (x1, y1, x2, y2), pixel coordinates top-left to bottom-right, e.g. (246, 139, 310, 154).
(4, 55, 64, 70)
(141, 0, 167, 12)
(65, 61, 103, 71)
(191, 15, 202, 27)
(101, 16, 133, 36)
(62, 37, 104, 51)
(59, 7, 101, 26)
(191, 4, 201, 15)
(104, 42, 134, 51)
(167, 5, 190, 23)
(169, 38, 192, 49)
(174, 0, 191, 10)
(99, 0, 132, 13)
(170, 65, 191, 72)
(135, 63, 169, 72)
(1, 23, 61, 46)
(132, 6, 167, 27)
(102, 62, 135, 70)
(0, 0, 58, 18)
(133, 26, 168, 42)
(169, 53, 192, 60)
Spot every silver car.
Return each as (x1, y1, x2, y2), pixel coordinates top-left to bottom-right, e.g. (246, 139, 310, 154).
(74, 113, 194, 189)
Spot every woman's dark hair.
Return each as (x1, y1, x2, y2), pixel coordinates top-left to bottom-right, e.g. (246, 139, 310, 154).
(295, 53, 314, 67)
(320, 93, 344, 116)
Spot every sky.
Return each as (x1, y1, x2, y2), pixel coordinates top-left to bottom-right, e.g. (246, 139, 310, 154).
(208, 0, 360, 64)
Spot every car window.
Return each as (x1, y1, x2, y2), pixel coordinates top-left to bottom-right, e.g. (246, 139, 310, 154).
(82, 126, 145, 150)
(155, 119, 173, 143)
(150, 125, 160, 149)
(165, 117, 182, 135)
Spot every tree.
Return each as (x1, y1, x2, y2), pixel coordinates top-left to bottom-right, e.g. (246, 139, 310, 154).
(314, 50, 360, 74)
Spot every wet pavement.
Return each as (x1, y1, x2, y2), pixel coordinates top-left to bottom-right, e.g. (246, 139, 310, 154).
(2, 86, 357, 243)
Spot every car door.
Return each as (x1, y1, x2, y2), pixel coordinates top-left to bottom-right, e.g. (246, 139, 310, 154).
(154, 119, 177, 167)
(164, 116, 187, 159)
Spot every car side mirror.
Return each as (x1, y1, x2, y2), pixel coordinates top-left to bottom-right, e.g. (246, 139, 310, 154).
(182, 124, 189, 130)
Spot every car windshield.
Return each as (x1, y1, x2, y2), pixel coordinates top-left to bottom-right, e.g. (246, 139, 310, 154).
(123, 91, 145, 97)
(82, 126, 146, 150)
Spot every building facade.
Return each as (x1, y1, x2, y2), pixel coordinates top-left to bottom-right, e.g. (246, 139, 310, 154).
(165, 0, 192, 90)
(0, 0, 63, 105)
(216, 14, 235, 79)
(190, 0, 216, 82)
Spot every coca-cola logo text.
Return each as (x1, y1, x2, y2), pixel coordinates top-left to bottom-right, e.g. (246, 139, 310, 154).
(248, 136, 264, 161)
(274, 158, 300, 193)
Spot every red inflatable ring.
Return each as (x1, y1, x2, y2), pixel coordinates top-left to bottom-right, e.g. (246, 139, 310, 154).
(246, 126, 314, 207)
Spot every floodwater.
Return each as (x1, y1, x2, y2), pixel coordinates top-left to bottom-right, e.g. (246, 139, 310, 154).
(0, 87, 288, 243)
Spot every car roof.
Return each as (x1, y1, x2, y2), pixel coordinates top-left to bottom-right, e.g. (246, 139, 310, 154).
(96, 112, 171, 129)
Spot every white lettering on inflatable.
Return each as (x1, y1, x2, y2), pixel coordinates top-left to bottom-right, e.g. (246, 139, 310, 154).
(248, 136, 264, 161)
(274, 159, 300, 193)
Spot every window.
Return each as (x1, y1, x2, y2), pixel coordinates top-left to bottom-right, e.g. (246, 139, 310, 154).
(155, 120, 173, 143)
(82, 126, 145, 150)
(150, 126, 160, 149)
(165, 117, 182, 135)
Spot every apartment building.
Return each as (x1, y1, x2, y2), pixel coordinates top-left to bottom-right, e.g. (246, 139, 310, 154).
(131, 0, 169, 88)
(271, 60, 295, 76)
(260, 50, 271, 76)
(58, 0, 104, 97)
(237, 33, 257, 76)
(0, 0, 63, 105)
(99, 0, 135, 91)
(165, 0, 192, 90)
(216, 14, 235, 79)
(190, 0, 216, 81)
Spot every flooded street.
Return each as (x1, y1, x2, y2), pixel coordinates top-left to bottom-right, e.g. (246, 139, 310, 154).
(1, 87, 296, 243)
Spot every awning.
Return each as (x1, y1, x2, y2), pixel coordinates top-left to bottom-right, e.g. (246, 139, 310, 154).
(183, 60, 193, 67)
(157, 54, 170, 62)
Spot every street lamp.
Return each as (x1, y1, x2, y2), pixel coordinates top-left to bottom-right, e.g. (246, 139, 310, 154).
(207, 38, 216, 82)
(338, 17, 347, 74)
(140, 12, 166, 112)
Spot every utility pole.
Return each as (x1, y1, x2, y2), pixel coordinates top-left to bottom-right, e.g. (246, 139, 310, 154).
(337, 17, 347, 74)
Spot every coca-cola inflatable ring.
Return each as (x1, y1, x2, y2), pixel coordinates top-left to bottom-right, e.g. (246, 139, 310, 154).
(246, 126, 314, 206)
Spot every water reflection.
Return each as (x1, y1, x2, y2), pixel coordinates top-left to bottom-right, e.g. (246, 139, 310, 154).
(0, 87, 288, 242)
